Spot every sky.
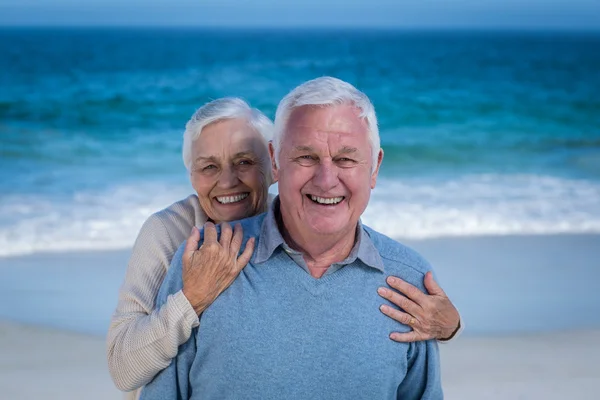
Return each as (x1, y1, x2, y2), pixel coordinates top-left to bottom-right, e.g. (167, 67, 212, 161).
(0, 0, 599, 29)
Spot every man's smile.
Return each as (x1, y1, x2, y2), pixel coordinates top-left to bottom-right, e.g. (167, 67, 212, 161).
(306, 194, 345, 205)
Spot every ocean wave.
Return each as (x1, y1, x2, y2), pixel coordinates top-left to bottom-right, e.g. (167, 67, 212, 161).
(0, 182, 192, 258)
(0, 174, 599, 257)
(363, 174, 600, 239)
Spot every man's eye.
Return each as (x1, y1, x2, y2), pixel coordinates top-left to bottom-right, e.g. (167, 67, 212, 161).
(238, 159, 253, 165)
(335, 157, 357, 167)
(203, 165, 217, 171)
(294, 155, 318, 166)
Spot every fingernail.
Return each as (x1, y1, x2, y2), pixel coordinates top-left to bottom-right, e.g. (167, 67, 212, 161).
(387, 276, 397, 285)
(380, 305, 389, 313)
(377, 287, 388, 296)
(390, 333, 398, 340)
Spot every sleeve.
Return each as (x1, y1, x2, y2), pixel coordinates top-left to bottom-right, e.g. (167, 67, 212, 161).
(437, 315, 463, 344)
(396, 340, 443, 399)
(139, 243, 197, 400)
(106, 215, 200, 392)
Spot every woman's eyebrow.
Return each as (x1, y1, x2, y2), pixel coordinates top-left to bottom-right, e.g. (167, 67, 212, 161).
(232, 151, 256, 159)
(194, 155, 219, 164)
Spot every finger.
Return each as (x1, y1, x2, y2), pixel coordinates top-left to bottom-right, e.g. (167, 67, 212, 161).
(203, 222, 218, 244)
(236, 237, 255, 269)
(386, 276, 427, 303)
(230, 223, 244, 255)
(184, 226, 200, 255)
(379, 304, 417, 327)
(182, 227, 200, 271)
(377, 287, 421, 316)
(389, 330, 430, 343)
(219, 222, 233, 251)
(424, 271, 446, 297)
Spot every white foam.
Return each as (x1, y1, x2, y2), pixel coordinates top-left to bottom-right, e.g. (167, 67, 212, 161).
(0, 182, 192, 257)
(1, 174, 599, 257)
(363, 174, 600, 238)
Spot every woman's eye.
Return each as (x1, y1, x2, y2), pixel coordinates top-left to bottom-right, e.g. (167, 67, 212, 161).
(203, 165, 216, 171)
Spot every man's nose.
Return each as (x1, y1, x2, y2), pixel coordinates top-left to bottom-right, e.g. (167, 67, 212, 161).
(312, 160, 339, 191)
(217, 166, 240, 189)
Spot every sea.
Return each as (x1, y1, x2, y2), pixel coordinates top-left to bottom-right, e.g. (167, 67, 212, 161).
(1, 28, 600, 257)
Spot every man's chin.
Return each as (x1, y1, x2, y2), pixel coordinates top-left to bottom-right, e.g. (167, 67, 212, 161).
(305, 221, 349, 237)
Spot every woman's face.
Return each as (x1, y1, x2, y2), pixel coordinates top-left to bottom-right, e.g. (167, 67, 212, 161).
(189, 118, 271, 223)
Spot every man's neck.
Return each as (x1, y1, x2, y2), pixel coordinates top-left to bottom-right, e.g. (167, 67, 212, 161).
(277, 209, 357, 278)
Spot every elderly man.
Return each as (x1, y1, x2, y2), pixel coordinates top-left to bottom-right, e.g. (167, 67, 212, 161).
(141, 77, 443, 399)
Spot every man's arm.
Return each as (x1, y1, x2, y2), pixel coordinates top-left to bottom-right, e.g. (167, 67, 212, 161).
(139, 242, 195, 400)
(396, 340, 443, 399)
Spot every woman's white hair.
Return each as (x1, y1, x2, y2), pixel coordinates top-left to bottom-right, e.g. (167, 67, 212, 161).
(182, 97, 273, 172)
(272, 76, 380, 171)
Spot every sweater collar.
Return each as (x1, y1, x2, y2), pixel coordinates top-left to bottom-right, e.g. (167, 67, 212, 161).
(254, 196, 385, 273)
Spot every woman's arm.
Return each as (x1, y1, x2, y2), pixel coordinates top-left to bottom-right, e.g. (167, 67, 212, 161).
(107, 218, 255, 392)
(139, 222, 254, 400)
(378, 271, 462, 342)
(106, 215, 200, 392)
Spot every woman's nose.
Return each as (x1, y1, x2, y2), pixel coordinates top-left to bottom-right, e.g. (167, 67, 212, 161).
(217, 166, 240, 189)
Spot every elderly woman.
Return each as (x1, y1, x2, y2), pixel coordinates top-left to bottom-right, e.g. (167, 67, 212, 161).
(107, 98, 461, 398)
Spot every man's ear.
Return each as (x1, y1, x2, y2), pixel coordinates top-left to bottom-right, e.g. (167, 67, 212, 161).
(268, 141, 279, 183)
(370, 148, 384, 189)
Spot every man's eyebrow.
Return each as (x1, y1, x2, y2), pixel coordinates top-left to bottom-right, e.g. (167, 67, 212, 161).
(338, 146, 358, 155)
(293, 145, 314, 152)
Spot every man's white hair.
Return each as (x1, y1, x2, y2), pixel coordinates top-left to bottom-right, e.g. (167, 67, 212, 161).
(272, 76, 380, 171)
(182, 97, 273, 172)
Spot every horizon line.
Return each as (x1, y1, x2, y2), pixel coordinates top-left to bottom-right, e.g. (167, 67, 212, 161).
(1, 24, 599, 32)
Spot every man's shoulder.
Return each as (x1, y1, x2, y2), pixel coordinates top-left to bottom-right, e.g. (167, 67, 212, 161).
(234, 212, 267, 230)
(363, 225, 432, 277)
(214, 213, 267, 244)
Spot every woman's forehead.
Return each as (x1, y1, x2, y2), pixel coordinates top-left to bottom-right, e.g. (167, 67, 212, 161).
(193, 126, 267, 159)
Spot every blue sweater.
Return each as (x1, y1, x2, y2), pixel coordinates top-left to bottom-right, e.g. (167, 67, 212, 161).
(140, 213, 442, 400)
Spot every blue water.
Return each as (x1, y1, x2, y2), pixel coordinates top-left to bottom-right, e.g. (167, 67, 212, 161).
(1, 28, 600, 256)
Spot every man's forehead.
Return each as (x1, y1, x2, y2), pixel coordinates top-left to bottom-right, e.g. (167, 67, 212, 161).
(285, 104, 369, 143)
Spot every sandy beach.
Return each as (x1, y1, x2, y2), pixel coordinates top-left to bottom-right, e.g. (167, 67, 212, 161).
(1, 233, 599, 398)
(0, 321, 122, 399)
(1, 320, 598, 399)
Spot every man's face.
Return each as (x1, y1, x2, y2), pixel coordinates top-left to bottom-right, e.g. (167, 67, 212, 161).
(272, 104, 383, 241)
(190, 118, 271, 223)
